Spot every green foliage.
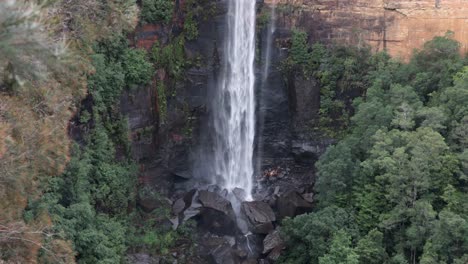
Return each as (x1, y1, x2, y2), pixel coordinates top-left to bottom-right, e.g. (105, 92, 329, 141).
(355, 229, 387, 264)
(316, 45, 373, 132)
(184, 12, 199, 41)
(89, 36, 153, 112)
(284, 30, 375, 134)
(127, 209, 196, 256)
(257, 7, 272, 30)
(39, 130, 136, 264)
(280, 207, 358, 264)
(289, 30, 311, 69)
(88, 53, 126, 110)
(409, 32, 464, 97)
(319, 230, 359, 264)
(157, 82, 167, 124)
(315, 142, 358, 207)
(122, 48, 153, 87)
(87, 125, 137, 214)
(26, 33, 158, 263)
(150, 37, 186, 126)
(140, 231, 176, 255)
(281, 35, 468, 264)
(140, 0, 174, 24)
(182, 0, 217, 40)
(151, 37, 186, 79)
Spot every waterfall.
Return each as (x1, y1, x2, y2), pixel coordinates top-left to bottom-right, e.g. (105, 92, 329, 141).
(256, 2, 277, 177)
(212, 0, 256, 199)
(262, 3, 277, 83)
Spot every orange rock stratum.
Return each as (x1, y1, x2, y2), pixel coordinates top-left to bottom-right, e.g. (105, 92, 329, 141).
(268, 0, 468, 59)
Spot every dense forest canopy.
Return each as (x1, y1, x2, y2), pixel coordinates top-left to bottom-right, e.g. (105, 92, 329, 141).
(280, 31, 468, 264)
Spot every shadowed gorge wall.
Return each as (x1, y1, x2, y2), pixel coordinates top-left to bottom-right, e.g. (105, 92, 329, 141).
(267, 0, 468, 59)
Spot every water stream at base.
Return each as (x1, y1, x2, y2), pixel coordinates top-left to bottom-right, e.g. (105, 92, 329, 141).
(212, 0, 256, 199)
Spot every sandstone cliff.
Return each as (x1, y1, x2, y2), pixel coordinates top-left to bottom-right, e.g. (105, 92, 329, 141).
(267, 0, 468, 59)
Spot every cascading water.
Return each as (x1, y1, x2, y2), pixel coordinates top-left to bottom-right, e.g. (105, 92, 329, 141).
(262, 3, 277, 83)
(212, 0, 256, 199)
(256, 2, 277, 176)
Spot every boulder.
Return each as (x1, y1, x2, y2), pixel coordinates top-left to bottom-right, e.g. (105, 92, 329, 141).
(137, 197, 161, 213)
(233, 249, 248, 259)
(183, 189, 197, 204)
(199, 190, 235, 214)
(262, 230, 283, 255)
(182, 204, 201, 222)
(172, 198, 185, 215)
(172, 189, 200, 226)
(201, 234, 240, 264)
(267, 247, 283, 262)
(220, 189, 229, 198)
(169, 217, 179, 230)
(137, 189, 170, 213)
(173, 189, 197, 215)
(241, 201, 276, 234)
(172, 170, 192, 180)
(198, 190, 237, 235)
(301, 192, 314, 203)
(277, 191, 313, 219)
(209, 244, 239, 264)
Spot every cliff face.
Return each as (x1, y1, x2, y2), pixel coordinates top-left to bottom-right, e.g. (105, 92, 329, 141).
(268, 0, 468, 59)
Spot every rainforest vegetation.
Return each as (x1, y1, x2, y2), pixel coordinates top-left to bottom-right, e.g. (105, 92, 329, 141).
(280, 31, 468, 264)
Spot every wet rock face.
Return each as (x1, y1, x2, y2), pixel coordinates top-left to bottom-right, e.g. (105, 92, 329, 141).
(262, 229, 285, 262)
(172, 189, 196, 216)
(241, 201, 276, 234)
(198, 190, 235, 215)
(197, 232, 256, 264)
(277, 191, 313, 219)
(209, 243, 239, 264)
(291, 138, 335, 164)
(262, 230, 283, 255)
(127, 253, 160, 264)
(288, 73, 320, 133)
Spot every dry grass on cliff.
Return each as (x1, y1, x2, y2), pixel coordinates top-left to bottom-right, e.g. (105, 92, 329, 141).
(0, 74, 82, 263)
(0, 0, 140, 262)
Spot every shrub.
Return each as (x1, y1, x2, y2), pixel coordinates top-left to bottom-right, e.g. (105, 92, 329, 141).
(184, 12, 199, 40)
(122, 48, 153, 87)
(157, 82, 167, 124)
(151, 37, 186, 78)
(289, 30, 311, 69)
(140, 0, 174, 24)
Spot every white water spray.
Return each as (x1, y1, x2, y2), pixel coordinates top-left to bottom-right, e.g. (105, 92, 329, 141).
(262, 3, 277, 83)
(256, 2, 277, 177)
(212, 0, 256, 199)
